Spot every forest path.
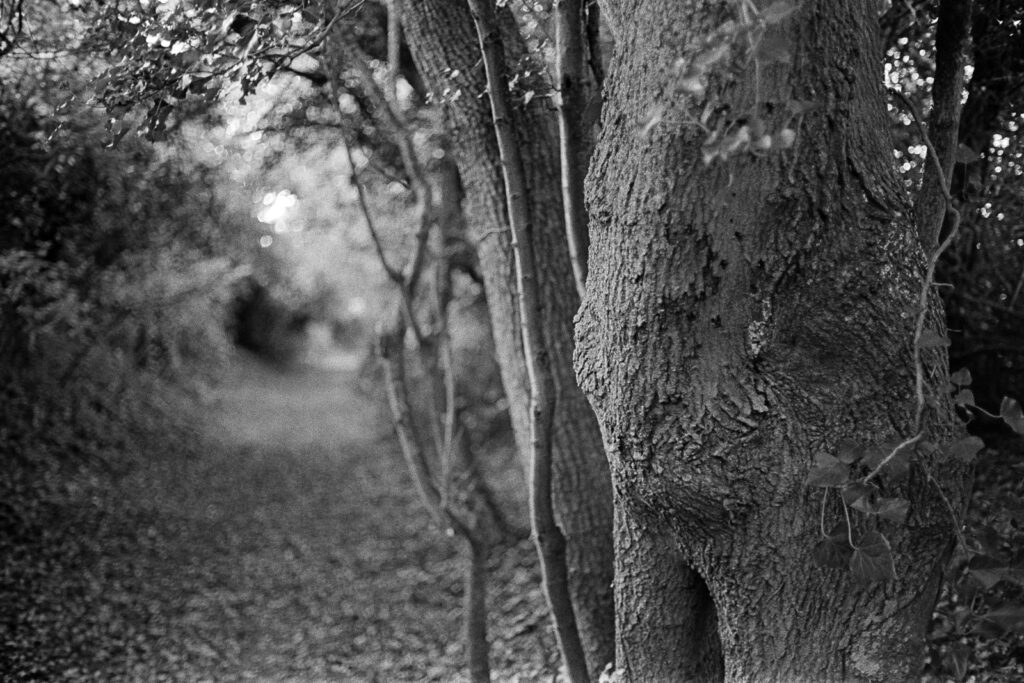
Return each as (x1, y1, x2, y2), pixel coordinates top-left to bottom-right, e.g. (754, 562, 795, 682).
(4, 345, 553, 681)
(108, 349, 470, 682)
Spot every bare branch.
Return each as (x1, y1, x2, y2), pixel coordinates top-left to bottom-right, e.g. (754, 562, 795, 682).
(343, 139, 404, 284)
(555, 0, 590, 297)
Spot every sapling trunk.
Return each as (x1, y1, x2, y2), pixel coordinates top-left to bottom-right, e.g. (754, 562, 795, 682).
(465, 0, 590, 680)
(554, 0, 590, 297)
(464, 536, 491, 683)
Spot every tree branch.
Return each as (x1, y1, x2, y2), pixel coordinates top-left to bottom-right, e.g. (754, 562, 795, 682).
(555, 0, 590, 297)
(913, 0, 973, 251)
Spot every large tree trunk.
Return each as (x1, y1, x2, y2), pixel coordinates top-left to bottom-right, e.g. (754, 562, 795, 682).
(576, 1, 970, 680)
(399, 1, 615, 674)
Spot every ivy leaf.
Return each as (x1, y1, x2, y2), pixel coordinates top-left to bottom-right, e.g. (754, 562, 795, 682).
(862, 443, 886, 470)
(812, 523, 853, 569)
(1000, 397, 1024, 434)
(969, 523, 1003, 558)
(950, 367, 973, 387)
(841, 482, 874, 506)
(851, 495, 876, 514)
(954, 389, 975, 408)
(753, 32, 792, 65)
(849, 531, 897, 583)
(767, 128, 792, 149)
(979, 606, 1024, 634)
(946, 436, 985, 464)
(999, 567, 1024, 588)
(955, 144, 981, 165)
(877, 497, 910, 524)
(918, 329, 950, 349)
(944, 643, 971, 681)
(999, 494, 1024, 524)
(836, 438, 864, 465)
(969, 568, 1003, 590)
(786, 99, 818, 115)
(879, 447, 912, 482)
(760, 0, 799, 24)
(805, 453, 850, 487)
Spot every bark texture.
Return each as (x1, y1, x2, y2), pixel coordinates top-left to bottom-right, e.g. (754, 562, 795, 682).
(400, 0, 615, 674)
(577, 1, 969, 680)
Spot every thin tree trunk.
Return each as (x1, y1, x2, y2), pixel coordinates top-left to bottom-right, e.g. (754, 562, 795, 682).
(555, 0, 590, 296)
(400, 0, 616, 675)
(465, 2, 589, 679)
(915, 0, 973, 250)
(464, 536, 491, 683)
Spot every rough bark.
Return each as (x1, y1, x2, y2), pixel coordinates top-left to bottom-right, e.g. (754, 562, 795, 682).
(577, 1, 970, 680)
(400, 0, 615, 675)
(613, 495, 722, 682)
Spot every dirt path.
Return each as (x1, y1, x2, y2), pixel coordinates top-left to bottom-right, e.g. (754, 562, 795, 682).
(95, 351, 462, 681)
(2, 348, 554, 681)
(93, 350, 552, 682)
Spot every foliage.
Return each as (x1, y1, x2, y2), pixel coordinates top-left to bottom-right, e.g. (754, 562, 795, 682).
(81, 0, 366, 141)
(641, 0, 800, 161)
(0, 3, 253, 471)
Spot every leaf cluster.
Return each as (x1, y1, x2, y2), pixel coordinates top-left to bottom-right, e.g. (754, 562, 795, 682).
(86, 1, 346, 141)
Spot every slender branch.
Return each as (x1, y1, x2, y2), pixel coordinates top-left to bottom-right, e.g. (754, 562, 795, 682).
(378, 313, 449, 530)
(555, 0, 590, 298)
(465, 1, 590, 680)
(887, 88, 963, 431)
(842, 496, 855, 548)
(343, 52, 434, 287)
(955, 292, 1024, 321)
(386, 0, 401, 101)
(819, 486, 830, 537)
(343, 139, 403, 284)
(913, 0, 973, 251)
(583, 0, 605, 93)
(464, 537, 492, 683)
(433, 255, 459, 502)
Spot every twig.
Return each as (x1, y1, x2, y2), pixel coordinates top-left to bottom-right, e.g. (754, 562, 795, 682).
(343, 139, 403, 284)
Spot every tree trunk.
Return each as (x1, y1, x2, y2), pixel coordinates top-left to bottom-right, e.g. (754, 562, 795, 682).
(399, 0, 615, 675)
(577, 1, 970, 680)
(464, 536, 491, 683)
